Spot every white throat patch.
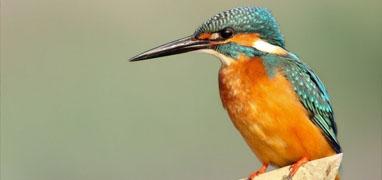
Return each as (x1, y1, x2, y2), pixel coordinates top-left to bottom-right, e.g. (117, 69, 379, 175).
(198, 49, 236, 66)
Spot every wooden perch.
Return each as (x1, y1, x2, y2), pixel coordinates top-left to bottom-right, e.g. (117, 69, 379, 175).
(241, 154, 342, 180)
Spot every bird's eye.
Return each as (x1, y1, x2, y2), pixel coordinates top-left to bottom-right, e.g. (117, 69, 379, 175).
(219, 27, 235, 39)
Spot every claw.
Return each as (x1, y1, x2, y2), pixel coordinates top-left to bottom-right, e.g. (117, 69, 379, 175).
(288, 157, 309, 178)
(248, 163, 269, 180)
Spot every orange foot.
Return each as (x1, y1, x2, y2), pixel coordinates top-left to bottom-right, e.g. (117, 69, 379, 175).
(248, 163, 269, 180)
(288, 157, 309, 179)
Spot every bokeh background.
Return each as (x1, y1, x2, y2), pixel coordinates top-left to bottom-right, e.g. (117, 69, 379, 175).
(1, 0, 381, 179)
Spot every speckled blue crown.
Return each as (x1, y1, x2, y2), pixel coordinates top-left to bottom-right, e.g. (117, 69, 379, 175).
(194, 7, 285, 47)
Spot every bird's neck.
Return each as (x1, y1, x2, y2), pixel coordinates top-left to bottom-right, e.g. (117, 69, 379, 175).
(219, 56, 267, 78)
(219, 54, 281, 75)
(218, 57, 269, 101)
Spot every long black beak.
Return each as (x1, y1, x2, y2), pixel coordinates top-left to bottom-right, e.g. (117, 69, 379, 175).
(129, 36, 211, 62)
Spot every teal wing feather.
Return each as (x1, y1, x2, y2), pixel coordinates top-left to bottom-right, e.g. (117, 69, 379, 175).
(263, 54, 341, 153)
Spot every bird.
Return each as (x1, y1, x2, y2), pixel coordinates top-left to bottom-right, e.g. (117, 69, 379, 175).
(130, 6, 341, 179)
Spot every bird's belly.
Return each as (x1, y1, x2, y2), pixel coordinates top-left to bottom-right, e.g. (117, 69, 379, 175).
(224, 101, 308, 166)
(222, 97, 309, 166)
(218, 60, 335, 166)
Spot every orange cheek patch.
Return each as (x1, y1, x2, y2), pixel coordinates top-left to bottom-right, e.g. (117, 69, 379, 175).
(229, 33, 260, 47)
(197, 33, 212, 40)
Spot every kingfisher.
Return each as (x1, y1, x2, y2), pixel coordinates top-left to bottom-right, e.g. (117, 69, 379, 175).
(130, 7, 341, 179)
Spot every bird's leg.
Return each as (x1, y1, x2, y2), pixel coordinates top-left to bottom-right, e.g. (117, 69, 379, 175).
(248, 163, 269, 180)
(288, 156, 309, 178)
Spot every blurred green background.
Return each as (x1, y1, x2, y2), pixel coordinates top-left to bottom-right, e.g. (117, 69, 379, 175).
(1, 0, 381, 179)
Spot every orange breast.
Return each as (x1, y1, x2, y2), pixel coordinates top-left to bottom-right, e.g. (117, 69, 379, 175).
(218, 57, 335, 166)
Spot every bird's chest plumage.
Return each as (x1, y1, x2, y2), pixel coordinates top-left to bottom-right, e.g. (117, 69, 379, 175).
(218, 58, 334, 166)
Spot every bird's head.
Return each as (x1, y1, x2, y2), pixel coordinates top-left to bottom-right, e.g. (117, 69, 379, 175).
(130, 7, 295, 65)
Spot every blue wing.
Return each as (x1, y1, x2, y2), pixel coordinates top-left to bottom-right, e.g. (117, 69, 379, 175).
(264, 54, 342, 153)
